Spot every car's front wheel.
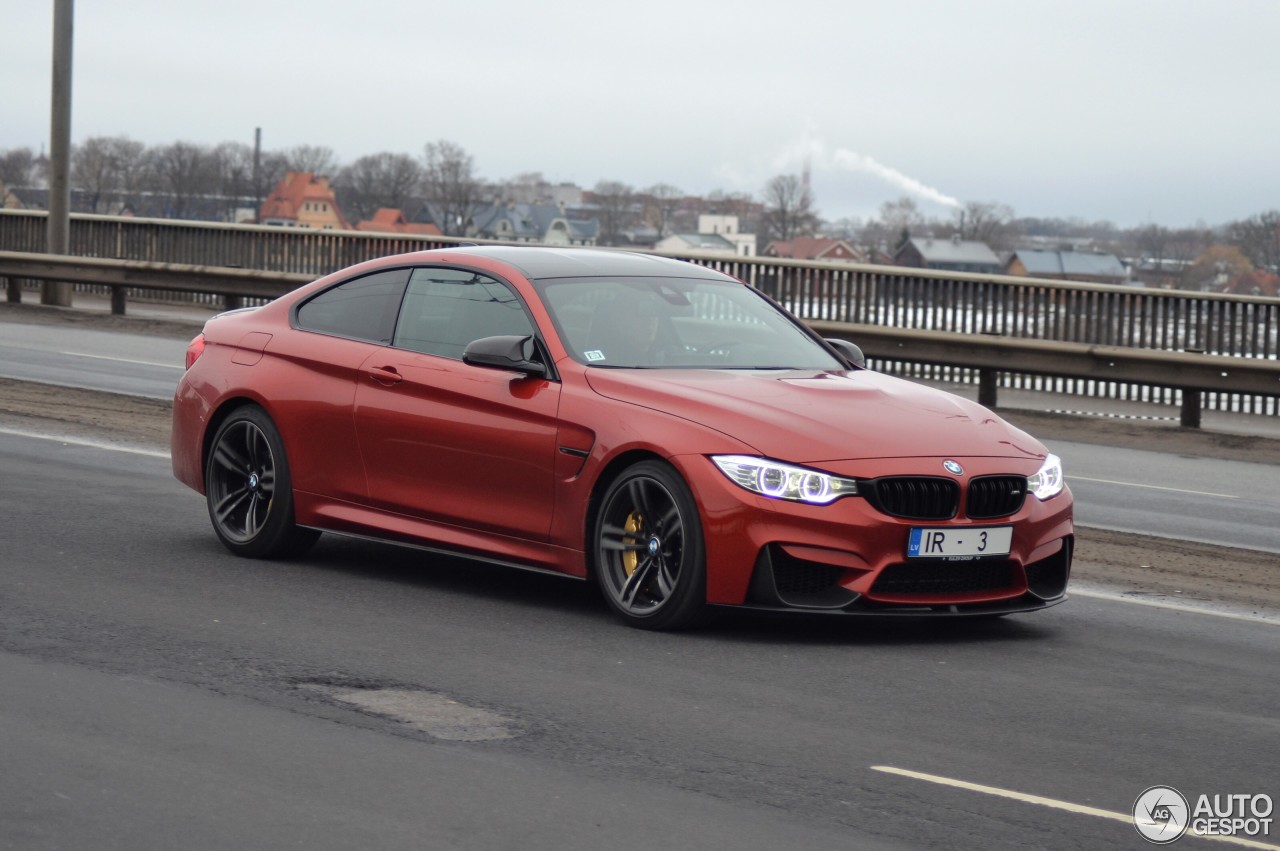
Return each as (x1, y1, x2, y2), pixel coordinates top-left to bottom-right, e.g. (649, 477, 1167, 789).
(205, 405, 318, 558)
(593, 460, 706, 629)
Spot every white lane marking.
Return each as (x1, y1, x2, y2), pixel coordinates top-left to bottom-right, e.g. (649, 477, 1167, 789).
(59, 351, 184, 370)
(1068, 475, 1241, 500)
(1070, 473, 1239, 501)
(871, 766, 1280, 850)
(0, 426, 169, 458)
(1071, 587, 1280, 627)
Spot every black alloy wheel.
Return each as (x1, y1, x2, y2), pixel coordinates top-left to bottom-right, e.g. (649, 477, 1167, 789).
(594, 460, 707, 630)
(205, 405, 318, 558)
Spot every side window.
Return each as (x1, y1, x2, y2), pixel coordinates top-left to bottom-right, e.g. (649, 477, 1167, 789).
(392, 267, 535, 359)
(295, 268, 410, 344)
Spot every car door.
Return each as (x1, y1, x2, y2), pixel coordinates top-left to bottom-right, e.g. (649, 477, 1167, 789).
(274, 266, 410, 503)
(352, 265, 560, 542)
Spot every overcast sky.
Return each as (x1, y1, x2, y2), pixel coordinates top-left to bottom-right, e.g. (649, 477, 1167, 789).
(3, 0, 1277, 227)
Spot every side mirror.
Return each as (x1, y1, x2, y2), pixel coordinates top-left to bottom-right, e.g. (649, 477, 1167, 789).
(463, 335, 547, 377)
(825, 338, 866, 369)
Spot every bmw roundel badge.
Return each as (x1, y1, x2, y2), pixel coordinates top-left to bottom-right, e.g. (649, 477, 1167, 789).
(943, 460, 964, 476)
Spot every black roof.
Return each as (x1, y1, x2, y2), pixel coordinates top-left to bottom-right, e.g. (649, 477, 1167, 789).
(441, 245, 729, 281)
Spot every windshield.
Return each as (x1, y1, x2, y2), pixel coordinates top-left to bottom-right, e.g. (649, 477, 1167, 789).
(536, 276, 845, 370)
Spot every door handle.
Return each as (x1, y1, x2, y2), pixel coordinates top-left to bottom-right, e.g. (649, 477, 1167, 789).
(366, 365, 403, 386)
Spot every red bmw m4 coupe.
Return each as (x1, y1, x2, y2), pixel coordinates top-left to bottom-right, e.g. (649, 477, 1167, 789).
(172, 246, 1073, 629)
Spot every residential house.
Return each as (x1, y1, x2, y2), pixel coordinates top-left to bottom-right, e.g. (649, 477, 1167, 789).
(1218, 269, 1280, 298)
(259, 171, 350, 230)
(1005, 248, 1128, 285)
(653, 232, 739, 256)
(355, 208, 442, 237)
(614, 227, 661, 249)
(1130, 258, 1191, 290)
(0, 180, 24, 210)
(468, 202, 598, 246)
(697, 214, 757, 257)
(894, 236, 1001, 274)
(763, 237, 865, 263)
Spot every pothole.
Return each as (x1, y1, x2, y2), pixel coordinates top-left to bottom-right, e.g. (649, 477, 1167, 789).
(312, 686, 519, 741)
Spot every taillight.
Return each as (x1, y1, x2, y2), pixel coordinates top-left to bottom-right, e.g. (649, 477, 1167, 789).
(185, 333, 206, 369)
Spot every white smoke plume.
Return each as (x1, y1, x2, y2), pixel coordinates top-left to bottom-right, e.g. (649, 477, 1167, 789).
(830, 149, 962, 209)
(769, 130, 962, 210)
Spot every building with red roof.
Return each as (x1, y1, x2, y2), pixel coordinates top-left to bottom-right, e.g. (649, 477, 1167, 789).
(763, 237, 866, 263)
(1219, 269, 1280, 297)
(259, 171, 350, 230)
(355, 208, 442, 236)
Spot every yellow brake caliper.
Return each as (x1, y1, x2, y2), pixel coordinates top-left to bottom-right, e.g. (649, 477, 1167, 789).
(622, 511, 644, 577)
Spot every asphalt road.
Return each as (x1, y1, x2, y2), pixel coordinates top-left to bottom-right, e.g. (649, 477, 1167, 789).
(2, 432, 1278, 850)
(0, 322, 187, 400)
(1059, 439, 1280, 554)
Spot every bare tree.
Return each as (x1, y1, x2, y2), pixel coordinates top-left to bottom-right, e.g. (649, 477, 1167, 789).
(108, 138, 148, 212)
(209, 141, 260, 220)
(0, 147, 40, 189)
(821, 216, 862, 241)
(643, 183, 683, 237)
(760, 174, 818, 244)
(284, 145, 338, 176)
(1228, 210, 1280, 271)
(1182, 244, 1253, 290)
(1136, 223, 1171, 265)
(146, 141, 216, 218)
(854, 197, 925, 256)
(956, 201, 1017, 250)
(337, 152, 423, 224)
(1166, 227, 1212, 267)
(71, 136, 122, 212)
(591, 180, 635, 246)
(421, 140, 485, 236)
(491, 171, 547, 205)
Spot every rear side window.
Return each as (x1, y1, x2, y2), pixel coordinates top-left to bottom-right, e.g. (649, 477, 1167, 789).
(392, 267, 535, 359)
(295, 268, 410, 344)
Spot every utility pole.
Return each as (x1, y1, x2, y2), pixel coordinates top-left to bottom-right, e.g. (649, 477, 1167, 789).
(253, 126, 262, 215)
(43, 0, 74, 306)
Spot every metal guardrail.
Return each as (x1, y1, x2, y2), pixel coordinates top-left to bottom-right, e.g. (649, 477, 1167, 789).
(3, 250, 1278, 428)
(809, 320, 1280, 428)
(0, 249, 308, 312)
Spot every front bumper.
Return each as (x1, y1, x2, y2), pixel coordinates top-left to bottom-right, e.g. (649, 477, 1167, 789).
(742, 536, 1071, 615)
(672, 453, 1074, 614)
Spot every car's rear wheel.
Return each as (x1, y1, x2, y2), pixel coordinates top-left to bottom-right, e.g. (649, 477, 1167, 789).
(205, 405, 318, 558)
(593, 460, 706, 630)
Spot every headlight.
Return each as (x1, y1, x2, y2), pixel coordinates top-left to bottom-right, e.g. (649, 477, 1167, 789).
(711, 455, 859, 504)
(1027, 453, 1064, 500)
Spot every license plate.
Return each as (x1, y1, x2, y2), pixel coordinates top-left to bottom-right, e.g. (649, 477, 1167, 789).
(907, 526, 1012, 559)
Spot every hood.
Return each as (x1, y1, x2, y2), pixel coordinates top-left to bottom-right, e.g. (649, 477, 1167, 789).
(585, 368, 1046, 463)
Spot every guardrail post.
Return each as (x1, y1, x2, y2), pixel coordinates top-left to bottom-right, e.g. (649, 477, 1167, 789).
(978, 368, 998, 408)
(110, 285, 127, 315)
(4, 276, 19, 303)
(1180, 388, 1202, 429)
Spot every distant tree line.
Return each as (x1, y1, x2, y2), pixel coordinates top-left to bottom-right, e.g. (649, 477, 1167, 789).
(1, 138, 1276, 285)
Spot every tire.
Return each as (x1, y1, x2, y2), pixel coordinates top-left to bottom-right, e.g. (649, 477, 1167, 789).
(592, 460, 707, 630)
(204, 405, 319, 559)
